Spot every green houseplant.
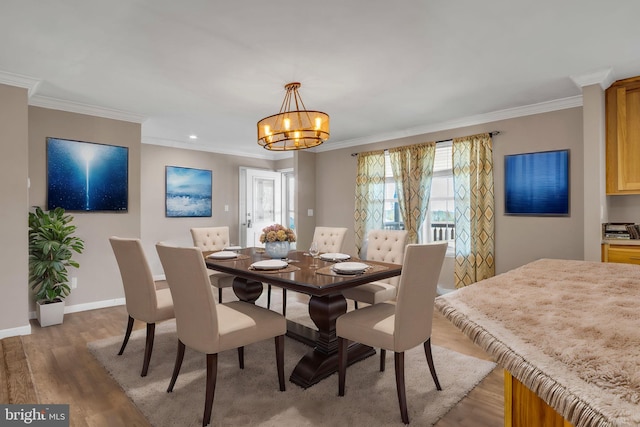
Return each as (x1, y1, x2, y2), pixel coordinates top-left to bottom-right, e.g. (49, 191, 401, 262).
(28, 207, 84, 326)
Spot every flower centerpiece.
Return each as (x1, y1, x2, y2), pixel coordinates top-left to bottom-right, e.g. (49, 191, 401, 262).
(259, 224, 296, 259)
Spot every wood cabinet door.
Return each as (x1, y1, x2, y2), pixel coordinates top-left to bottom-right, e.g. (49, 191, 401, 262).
(606, 76, 640, 194)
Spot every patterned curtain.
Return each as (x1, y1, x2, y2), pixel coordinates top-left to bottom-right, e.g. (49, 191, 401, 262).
(452, 133, 495, 288)
(354, 150, 386, 253)
(389, 142, 436, 244)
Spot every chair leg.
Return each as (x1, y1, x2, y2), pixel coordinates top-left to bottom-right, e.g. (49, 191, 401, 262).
(167, 340, 186, 392)
(380, 348, 386, 372)
(282, 289, 287, 316)
(218, 287, 223, 303)
(267, 285, 272, 309)
(203, 353, 218, 427)
(394, 352, 409, 424)
(338, 337, 348, 396)
(118, 315, 135, 355)
(423, 338, 442, 390)
(237, 347, 244, 369)
(141, 322, 155, 377)
(275, 335, 285, 391)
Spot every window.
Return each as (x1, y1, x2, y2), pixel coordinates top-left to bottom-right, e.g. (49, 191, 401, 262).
(382, 141, 455, 243)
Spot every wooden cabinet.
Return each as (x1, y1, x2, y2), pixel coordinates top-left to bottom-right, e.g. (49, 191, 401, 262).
(601, 243, 640, 265)
(606, 76, 640, 194)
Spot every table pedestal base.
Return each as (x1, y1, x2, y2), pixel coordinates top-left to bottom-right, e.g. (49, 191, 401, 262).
(232, 277, 377, 388)
(290, 343, 376, 389)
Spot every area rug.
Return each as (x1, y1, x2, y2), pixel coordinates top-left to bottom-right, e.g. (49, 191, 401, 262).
(88, 296, 496, 427)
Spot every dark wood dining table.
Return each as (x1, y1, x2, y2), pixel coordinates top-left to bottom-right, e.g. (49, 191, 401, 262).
(204, 247, 402, 389)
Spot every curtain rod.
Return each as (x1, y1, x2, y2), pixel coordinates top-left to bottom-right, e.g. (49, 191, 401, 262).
(350, 130, 501, 157)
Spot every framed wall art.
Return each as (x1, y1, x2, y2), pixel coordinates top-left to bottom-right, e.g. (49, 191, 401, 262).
(165, 166, 212, 217)
(504, 149, 569, 216)
(47, 137, 128, 212)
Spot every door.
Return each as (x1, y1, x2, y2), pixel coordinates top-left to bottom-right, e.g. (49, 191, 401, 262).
(240, 168, 283, 248)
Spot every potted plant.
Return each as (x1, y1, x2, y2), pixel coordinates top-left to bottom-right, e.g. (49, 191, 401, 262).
(28, 206, 84, 327)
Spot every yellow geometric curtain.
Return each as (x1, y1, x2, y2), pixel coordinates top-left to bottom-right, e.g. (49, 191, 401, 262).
(354, 150, 386, 253)
(452, 133, 495, 288)
(389, 142, 436, 244)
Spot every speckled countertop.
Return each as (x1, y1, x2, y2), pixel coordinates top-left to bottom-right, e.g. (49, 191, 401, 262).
(602, 239, 640, 245)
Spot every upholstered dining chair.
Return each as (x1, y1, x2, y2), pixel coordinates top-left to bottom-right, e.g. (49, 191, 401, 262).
(337, 242, 448, 424)
(341, 229, 408, 309)
(156, 242, 286, 427)
(190, 227, 236, 303)
(267, 226, 349, 316)
(109, 236, 175, 377)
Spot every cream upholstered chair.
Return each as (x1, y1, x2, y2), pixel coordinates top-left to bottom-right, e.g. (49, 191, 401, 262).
(312, 226, 348, 253)
(190, 227, 235, 303)
(109, 237, 175, 377)
(156, 242, 286, 427)
(341, 229, 408, 309)
(337, 242, 448, 424)
(267, 226, 349, 315)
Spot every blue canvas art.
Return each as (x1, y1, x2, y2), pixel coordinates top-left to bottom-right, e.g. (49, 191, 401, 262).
(47, 137, 128, 212)
(165, 166, 212, 217)
(504, 149, 569, 216)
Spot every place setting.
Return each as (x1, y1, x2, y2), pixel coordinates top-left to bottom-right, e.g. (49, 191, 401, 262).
(248, 259, 300, 274)
(206, 249, 250, 261)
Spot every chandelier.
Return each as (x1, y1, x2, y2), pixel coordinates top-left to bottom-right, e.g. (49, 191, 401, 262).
(257, 82, 330, 151)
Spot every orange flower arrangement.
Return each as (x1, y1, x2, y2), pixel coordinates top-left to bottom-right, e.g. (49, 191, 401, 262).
(259, 224, 296, 243)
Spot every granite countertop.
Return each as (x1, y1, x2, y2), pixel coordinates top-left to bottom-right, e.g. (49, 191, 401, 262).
(602, 239, 640, 245)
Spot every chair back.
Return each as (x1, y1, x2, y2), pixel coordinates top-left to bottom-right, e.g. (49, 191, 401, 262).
(365, 229, 408, 286)
(156, 243, 220, 354)
(394, 242, 447, 351)
(190, 227, 231, 251)
(109, 237, 159, 323)
(312, 226, 348, 253)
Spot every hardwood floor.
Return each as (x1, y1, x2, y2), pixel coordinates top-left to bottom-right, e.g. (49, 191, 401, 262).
(20, 295, 503, 426)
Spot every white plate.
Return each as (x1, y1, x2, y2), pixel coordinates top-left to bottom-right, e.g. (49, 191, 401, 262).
(207, 251, 237, 259)
(251, 259, 288, 270)
(332, 262, 369, 274)
(225, 246, 242, 251)
(319, 252, 351, 261)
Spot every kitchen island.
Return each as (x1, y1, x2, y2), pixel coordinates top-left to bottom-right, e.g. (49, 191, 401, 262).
(435, 259, 640, 427)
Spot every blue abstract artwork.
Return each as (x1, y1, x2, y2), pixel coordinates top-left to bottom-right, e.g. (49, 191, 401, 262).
(504, 149, 569, 216)
(47, 137, 128, 212)
(165, 166, 212, 217)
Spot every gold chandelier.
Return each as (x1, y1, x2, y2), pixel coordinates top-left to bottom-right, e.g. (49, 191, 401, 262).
(257, 82, 330, 151)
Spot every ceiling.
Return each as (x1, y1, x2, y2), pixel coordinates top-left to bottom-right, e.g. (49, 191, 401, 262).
(2, 1, 640, 160)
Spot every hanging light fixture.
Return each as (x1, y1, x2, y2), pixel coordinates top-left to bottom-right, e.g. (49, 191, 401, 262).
(257, 82, 330, 151)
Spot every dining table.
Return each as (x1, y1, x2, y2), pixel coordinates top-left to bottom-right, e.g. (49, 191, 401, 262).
(204, 247, 403, 389)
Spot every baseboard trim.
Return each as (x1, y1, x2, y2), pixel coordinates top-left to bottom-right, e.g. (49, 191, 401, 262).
(0, 325, 32, 340)
(27, 298, 126, 318)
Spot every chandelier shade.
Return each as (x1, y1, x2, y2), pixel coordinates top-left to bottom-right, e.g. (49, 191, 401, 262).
(257, 82, 330, 151)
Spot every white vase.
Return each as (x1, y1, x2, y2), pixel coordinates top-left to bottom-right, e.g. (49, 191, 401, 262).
(36, 299, 65, 327)
(265, 241, 290, 259)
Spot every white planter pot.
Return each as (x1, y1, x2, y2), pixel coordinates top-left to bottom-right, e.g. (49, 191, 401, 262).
(36, 299, 65, 327)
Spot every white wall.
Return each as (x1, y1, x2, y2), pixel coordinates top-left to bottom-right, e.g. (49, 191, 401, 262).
(315, 107, 585, 276)
(0, 84, 30, 336)
(28, 107, 142, 311)
(140, 144, 274, 275)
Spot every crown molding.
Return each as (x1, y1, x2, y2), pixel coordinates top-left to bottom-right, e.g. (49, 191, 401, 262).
(29, 95, 147, 123)
(316, 95, 583, 152)
(570, 68, 615, 90)
(0, 70, 41, 97)
(141, 136, 288, 161)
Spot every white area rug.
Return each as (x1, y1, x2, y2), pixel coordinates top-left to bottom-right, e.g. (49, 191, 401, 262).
(89, 296, 495, 426)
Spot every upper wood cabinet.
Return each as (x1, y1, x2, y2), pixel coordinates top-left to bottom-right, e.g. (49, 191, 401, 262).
(606, 76, 640, 194)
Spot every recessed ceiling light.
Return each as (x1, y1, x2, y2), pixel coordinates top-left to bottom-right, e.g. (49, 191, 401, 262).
(189, 134, 198, 140)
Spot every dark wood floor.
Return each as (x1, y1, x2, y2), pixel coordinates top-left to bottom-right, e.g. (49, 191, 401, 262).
(21, 294, 503, 427)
